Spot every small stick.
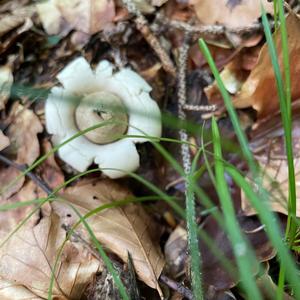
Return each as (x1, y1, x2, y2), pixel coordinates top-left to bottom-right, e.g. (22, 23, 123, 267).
(156, 14, 274, 36)
(0, 153, 52, 195)
(160, 274, 193, 300)
(122, 0, 176, 77)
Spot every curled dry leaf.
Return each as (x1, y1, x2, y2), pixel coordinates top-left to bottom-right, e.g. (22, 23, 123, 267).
(0, 278, 42, 300)
(54, 179, 165, 294)
(0, 64, 13, 110)
(233, 13, 300, 119)
(164, 225, 187, 277)
(0, 130, 9, 152)
(189, 0, 273, 29)
(0, 212, 101, 299)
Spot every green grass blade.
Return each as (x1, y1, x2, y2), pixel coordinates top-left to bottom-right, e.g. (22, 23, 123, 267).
(261, 4, 297, 242)
(212, 118, 262, 300)
(226, 165, 300, 298)
(198, 39, 258, 177)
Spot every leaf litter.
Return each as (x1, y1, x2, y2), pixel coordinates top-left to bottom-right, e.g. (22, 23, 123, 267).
(0, 0, 299, 299)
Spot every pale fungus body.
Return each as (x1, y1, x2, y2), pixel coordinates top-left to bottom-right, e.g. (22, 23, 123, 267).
(45, 57, 162, 178)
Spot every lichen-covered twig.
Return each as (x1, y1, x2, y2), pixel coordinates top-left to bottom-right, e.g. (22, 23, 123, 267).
(122, 0, 176, 77)
(156, 13, 274, 36)
(177, 34, 203, 300)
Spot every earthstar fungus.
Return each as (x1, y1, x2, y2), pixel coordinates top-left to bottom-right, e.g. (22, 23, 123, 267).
(45, 57, 162, 178)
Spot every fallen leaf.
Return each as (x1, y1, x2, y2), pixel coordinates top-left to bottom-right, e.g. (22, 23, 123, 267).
(0, 103, 42, 201)
(198, 215, 275, 295)
(0, 131, 9, 152)
(7, 103, 43, 165)
(53, 179, 165, 294)
(54, 0, 116, 35)
(233, 13, 300, 119)
(0, 212, 101, 299)
(38, 139, 65, 190)
(189, 0, 273, 29)
(36, 0, 72, 36)
(0, 5, 35, 37)
(0, 277, 42, 300)
(241, 115, 300, 217)
(0, 64, 13, 110)
(164, 225, 187, 277)
(0, 181, 41, 240)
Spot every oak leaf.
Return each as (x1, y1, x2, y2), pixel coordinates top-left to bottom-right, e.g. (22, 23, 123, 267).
(0, 212, 101, 299)
(54, 179, 165, 294)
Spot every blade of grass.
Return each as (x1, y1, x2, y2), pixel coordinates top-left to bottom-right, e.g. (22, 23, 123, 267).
(198, 39, 258, 178)
(212, 117, 262, 300)
(226, 165, 300, 299)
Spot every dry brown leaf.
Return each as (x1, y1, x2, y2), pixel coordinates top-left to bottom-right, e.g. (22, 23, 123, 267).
(189, 0, 273, 29)
(54, 179, 165, 294)
(0, 181, 41, 240)
(0, 212, 101, 299)
(0, 277, 42, 300)
(7, 103, 43, 165)
(0, 104, 42, 201)
(38, 139, 65, 190)
(54, 0, 115, 35)
(233, 13, 300, 119)
(0, 5, 35, 37)
(242, 119, 300, 217)
(0, 131, 9, 152)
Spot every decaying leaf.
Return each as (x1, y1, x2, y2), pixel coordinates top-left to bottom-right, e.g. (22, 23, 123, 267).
(0, 131, 9, 152)
(0, 181, 41, 240)
(0, 64, 13, 111)
(0, 5, 35, 37)
(54, 179, 165, 294)
(38, 139, 65, 190)
(189, 0, 273, 29)
(198, 215, 275, 295)
(0, 278, 42, 300)
(0, 212, 101, 299)
(55, 0, 115, 35)
(164, 225, 187, 277)
(7, 103, 43, 165)
(0, 103, 42, 201)
(232, 13, 300, 119)
(241, 117, 300, 217)
(36, 0, 71, 36)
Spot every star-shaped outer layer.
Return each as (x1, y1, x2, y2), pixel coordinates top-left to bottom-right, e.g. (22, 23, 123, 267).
(45, 57, 162, 178)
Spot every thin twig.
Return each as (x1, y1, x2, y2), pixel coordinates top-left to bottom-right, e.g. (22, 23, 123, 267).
(177, 34, 203, 299)
(122, 0, 176, 77)
(156, 14, 274, 36)
(0, 153, 52, 195)
(160, 274, 193, 300)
